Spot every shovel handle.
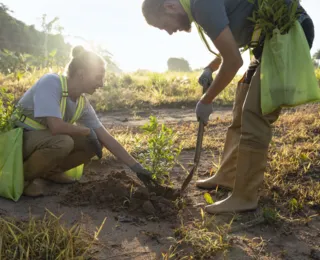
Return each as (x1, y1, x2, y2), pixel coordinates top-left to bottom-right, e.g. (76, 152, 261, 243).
(194, 121, 205, 163)
(180, 121, 205, 194)
(194, 85, 206, 161)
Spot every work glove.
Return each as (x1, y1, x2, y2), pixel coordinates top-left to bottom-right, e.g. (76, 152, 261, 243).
(196, 100, 213, 125)
(130, 163, 157, 189)
(198, 67, 213, 93)
(87, 128, 103, 159)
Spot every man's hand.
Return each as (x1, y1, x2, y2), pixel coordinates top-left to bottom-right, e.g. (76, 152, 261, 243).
(87, 128, 103, 159)
(196, 100, 213, 125)
(198, 67, 213, 93)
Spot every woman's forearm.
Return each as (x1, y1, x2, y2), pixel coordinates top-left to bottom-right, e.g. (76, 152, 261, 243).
(96, 127, 137, 167)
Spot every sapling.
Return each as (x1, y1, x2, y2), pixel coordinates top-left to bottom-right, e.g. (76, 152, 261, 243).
(136, 116, 182, 185)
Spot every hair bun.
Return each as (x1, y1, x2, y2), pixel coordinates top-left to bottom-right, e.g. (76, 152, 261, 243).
(72, 45, 85, 58)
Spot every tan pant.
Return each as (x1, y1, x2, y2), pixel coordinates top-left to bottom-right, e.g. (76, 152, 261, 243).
(23, 130, 95, 181)
(239, 65, 281, 150)
(219, 64, 281, 173)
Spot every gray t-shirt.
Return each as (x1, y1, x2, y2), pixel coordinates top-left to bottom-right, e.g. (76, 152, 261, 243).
(15, 73, 103, 131)
(190, 0, 307, 48)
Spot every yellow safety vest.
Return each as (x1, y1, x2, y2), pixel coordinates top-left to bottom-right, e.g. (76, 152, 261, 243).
(13, 75, 86, 180)
(179, 0, 262, 57)
(17, 75, 86, 130)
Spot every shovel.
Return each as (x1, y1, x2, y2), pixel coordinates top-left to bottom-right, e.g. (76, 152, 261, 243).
(180, 120, 205, 194)
(180, 81, 209, 194)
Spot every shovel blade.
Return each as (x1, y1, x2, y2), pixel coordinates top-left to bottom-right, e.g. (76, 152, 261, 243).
(180, 164, 198, 194)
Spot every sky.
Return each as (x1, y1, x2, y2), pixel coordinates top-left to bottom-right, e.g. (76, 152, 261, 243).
(1, 0, 319, 73)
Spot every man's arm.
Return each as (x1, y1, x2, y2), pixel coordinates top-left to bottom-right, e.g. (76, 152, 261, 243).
(201, 26, 243, 104)
(205, 56, 222, 72)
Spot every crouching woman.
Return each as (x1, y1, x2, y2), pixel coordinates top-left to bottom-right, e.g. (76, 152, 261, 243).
(14, 46, 151, 197)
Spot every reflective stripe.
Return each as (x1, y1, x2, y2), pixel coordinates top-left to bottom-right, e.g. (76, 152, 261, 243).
(195, 24, 221, 57)
(60, 75, 67, 120)
(23, 117, 46, 130)
(70, 95, 85, 124)
(11, 111, 46, 130)
(197, 24, 262, 56)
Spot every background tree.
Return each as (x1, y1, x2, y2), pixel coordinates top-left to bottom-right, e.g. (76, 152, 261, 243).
(0, 4, 120, 74)
(167, 57, 191, 72)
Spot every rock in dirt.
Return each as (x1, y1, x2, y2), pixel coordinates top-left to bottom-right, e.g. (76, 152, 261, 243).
(115, 215, 147, 225)
(142, 201, 156, 215)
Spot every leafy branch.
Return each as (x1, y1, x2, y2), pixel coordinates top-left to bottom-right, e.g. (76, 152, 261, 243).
(248, 0, 301, 39)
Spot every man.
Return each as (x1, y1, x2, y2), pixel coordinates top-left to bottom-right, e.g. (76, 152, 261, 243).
(15, 45, 153, 197)
(141, 0, 314, 214)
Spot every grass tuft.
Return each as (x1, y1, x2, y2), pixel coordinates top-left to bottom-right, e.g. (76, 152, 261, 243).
(0, 209, 106, 260)
(162, 210, 231, 259)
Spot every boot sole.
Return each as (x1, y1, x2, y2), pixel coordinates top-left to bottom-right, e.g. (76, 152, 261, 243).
(205, 205, 258, 214)
(196, 184, 233, 191)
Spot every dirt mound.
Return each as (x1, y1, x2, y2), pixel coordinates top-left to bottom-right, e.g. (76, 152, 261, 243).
(61, 171, 180, 218)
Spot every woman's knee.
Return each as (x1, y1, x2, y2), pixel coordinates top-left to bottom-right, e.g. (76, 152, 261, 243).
(53, 135, 75, 156)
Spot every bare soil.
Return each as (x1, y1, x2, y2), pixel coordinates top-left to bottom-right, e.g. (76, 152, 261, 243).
(0, 107, 319, 260)
(98, 106, 232, 127)
(61, 170, 180, 220)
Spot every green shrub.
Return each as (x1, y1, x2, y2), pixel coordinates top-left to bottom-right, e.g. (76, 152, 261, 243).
(136, 116, 182, 185)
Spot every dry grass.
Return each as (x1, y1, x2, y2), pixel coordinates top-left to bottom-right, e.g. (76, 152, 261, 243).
(162, 210, 232, 259)
(1, 67, 319, 112)
(264, 107, 320, 217)
(0, 68, 239, 112)
(0, 209, 106, 260)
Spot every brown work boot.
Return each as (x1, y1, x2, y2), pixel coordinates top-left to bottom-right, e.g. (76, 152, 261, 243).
(205, 145, 267, 214)
(196, 170, 235, 190)
(44, 172, 77, 184)
(195, 139, 238, 190)
(23, 179, 44, 197)
(195, 122, 238, 190)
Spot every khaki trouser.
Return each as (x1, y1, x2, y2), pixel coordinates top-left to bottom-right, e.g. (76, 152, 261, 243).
(216, 61, 282, 183)
(240, 65, 282, 150)
(23, 130, 95, 181)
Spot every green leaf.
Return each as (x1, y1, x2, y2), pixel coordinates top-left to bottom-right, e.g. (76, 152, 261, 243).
(203, 193, 214, 205)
